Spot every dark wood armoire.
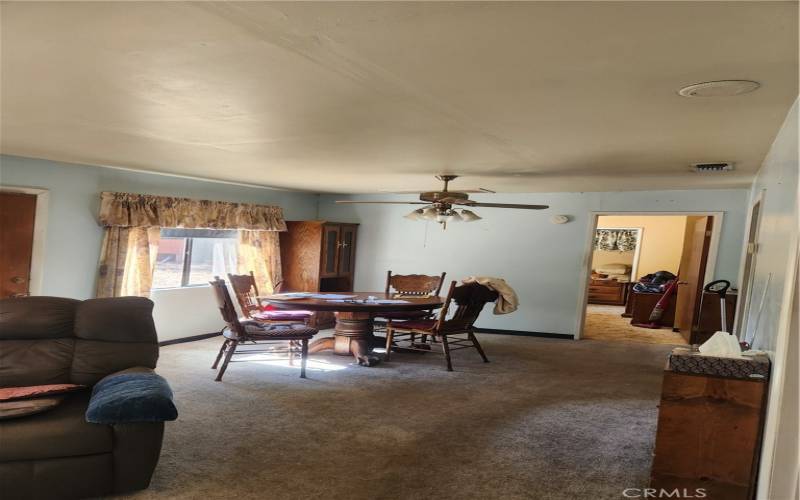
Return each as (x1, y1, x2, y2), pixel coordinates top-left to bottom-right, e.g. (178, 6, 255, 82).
(279, 221, 358, 329)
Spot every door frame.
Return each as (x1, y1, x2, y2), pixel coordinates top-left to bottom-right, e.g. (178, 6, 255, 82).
(732, 189, 765, 340)
(575, 211, 724, 340)
(0, 186, 49, 295)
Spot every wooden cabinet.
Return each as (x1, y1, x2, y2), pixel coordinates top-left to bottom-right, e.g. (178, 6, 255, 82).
(319, 223, 357, 279)
(587, 279, 629, 305)
(625, 290, 737, 343)
(651, 370, 768, 500)
(279, 221, 358, 329)
(627, 291, 676, 327)
(694, 291, 737, 345)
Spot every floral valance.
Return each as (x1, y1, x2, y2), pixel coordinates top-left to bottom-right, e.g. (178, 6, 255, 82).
(98, 192, 287, 231)
(594, 228, 639, 252)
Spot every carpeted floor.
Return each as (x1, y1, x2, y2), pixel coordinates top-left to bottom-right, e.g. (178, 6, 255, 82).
(583, 305, 687, 345)
(124, 333, 674, 500)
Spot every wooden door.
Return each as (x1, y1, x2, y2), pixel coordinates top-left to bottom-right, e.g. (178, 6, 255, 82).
(674, 216, 713, 343)
(0, 192, 37, 298)
(337, 225, 357, 277)
(320, 224, 341, 278)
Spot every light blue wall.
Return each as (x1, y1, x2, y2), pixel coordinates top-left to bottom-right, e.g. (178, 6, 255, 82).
(740, 99, 799, 353)
(319, 189, 749, 336)
(0, 154, 752, 340)
(0, 155, 319, 299)
(740, 99, 798, 500)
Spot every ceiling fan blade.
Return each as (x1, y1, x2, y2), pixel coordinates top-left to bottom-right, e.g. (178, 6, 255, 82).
(379, 189, 488, 194)
(463, 202, 549, 210)
(334, 200, 429, 205)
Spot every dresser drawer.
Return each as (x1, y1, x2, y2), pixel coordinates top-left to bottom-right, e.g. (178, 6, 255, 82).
(588, 281, 628, 305)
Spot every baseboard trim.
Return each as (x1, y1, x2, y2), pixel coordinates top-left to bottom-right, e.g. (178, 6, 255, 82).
(475, 328, 574, 340)
(159, 331, 222, 346)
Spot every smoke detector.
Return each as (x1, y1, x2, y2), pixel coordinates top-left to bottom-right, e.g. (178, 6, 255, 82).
(691, 162, 734, 173)
(678, 80, 760, 98)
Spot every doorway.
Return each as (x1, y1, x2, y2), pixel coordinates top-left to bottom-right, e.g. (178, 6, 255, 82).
(0, 187, 48, 297)
(578, 213, 724, 345)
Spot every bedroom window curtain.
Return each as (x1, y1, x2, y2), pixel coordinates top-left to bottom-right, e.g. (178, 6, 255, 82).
(594, 229, 639, 252)
(95, 192, 286, 298)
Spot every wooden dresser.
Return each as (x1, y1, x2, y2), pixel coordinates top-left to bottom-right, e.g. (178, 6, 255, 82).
(279, 221, 358, 329)
(651, 369, 768, 499)
(626, 290, 676, 326)
(587, 279, 629, 305)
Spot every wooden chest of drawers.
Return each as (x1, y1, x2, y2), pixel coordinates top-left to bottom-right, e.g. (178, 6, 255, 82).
(587, 279, 629, 305)
(651, 370, 768, 499)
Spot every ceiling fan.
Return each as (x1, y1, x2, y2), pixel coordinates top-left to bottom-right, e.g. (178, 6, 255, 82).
(335, 175, 548, 228)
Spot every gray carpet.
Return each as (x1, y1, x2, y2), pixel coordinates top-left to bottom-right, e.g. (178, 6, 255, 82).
(124, 334, 673, 500)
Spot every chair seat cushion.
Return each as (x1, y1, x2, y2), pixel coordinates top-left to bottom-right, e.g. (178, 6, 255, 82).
(235, 323, 317, 340)
(377, 310, 430, 320)
(390, 319, 436, 331)
(0, 392, 112, 462)
(252, 310, 312, 321)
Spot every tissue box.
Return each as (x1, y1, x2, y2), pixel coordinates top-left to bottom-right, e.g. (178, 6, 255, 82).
(668, 348, 770, 380)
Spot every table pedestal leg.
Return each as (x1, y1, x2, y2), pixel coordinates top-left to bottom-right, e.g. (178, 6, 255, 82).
(307, 312, 382, 366)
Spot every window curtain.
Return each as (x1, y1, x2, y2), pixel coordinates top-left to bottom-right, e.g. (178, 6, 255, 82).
(237, 230, 283, 294)
(96, 227, 161, 298)
(98, 191, 286, 231)
(594, 229, 639, 252)
(96, 192, 286, 298)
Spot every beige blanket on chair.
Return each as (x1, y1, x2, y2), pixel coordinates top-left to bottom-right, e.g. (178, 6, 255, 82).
(461, 276, 519, 315)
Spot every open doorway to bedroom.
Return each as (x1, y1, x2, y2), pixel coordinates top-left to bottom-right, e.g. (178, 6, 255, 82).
(581, 214, 728, 346)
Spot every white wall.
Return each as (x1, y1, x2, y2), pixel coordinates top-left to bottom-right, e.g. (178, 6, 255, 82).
(0, 155, 319, 341)
(319, 189, 749, 335)
(741, 99, 799, 500)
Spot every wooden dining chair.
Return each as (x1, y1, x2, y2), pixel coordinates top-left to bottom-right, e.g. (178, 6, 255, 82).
(374, 271, 446, 331)
(384, 280, 498, 371)
(227, 271, 312, 325)
(210, 277, 318, 381)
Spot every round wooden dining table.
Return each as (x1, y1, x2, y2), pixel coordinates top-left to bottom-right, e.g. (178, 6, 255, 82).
(263, 292, 444, 366)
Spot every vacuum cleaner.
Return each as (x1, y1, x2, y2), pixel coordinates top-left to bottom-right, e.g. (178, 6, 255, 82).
(699, 279, 731, 332)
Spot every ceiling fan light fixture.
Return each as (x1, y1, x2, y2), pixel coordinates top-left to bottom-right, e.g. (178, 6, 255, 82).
(404, 208, 424, 220)
(437, 209, 461, 223)
(459, 209, 482, 222)
(421, 206, 438, 221)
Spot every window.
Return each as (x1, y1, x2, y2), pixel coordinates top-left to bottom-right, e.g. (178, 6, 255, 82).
(152, 228, 238, 289)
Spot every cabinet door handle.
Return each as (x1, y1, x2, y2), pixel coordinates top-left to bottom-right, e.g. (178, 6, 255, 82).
(11, 276, 25, 284)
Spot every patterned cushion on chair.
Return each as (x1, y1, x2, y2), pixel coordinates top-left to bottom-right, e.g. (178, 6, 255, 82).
(378, 310, 430, 320)
(252, 310, 312, 321)
(390, 319, 436, 331)
(240, 323, 317, 339)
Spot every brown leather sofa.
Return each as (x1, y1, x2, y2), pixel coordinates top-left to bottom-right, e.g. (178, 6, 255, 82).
(0, 296, 167, 499)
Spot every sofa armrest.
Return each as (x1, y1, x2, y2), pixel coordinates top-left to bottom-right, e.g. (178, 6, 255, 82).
(86, 367, 177, 424)
(112, 421, 165, 494)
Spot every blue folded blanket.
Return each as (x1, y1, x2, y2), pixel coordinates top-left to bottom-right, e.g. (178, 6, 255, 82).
(86, 370, 178, 424)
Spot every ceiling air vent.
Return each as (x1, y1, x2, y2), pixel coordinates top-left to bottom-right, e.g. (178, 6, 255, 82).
(691, 162, 734, 173)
